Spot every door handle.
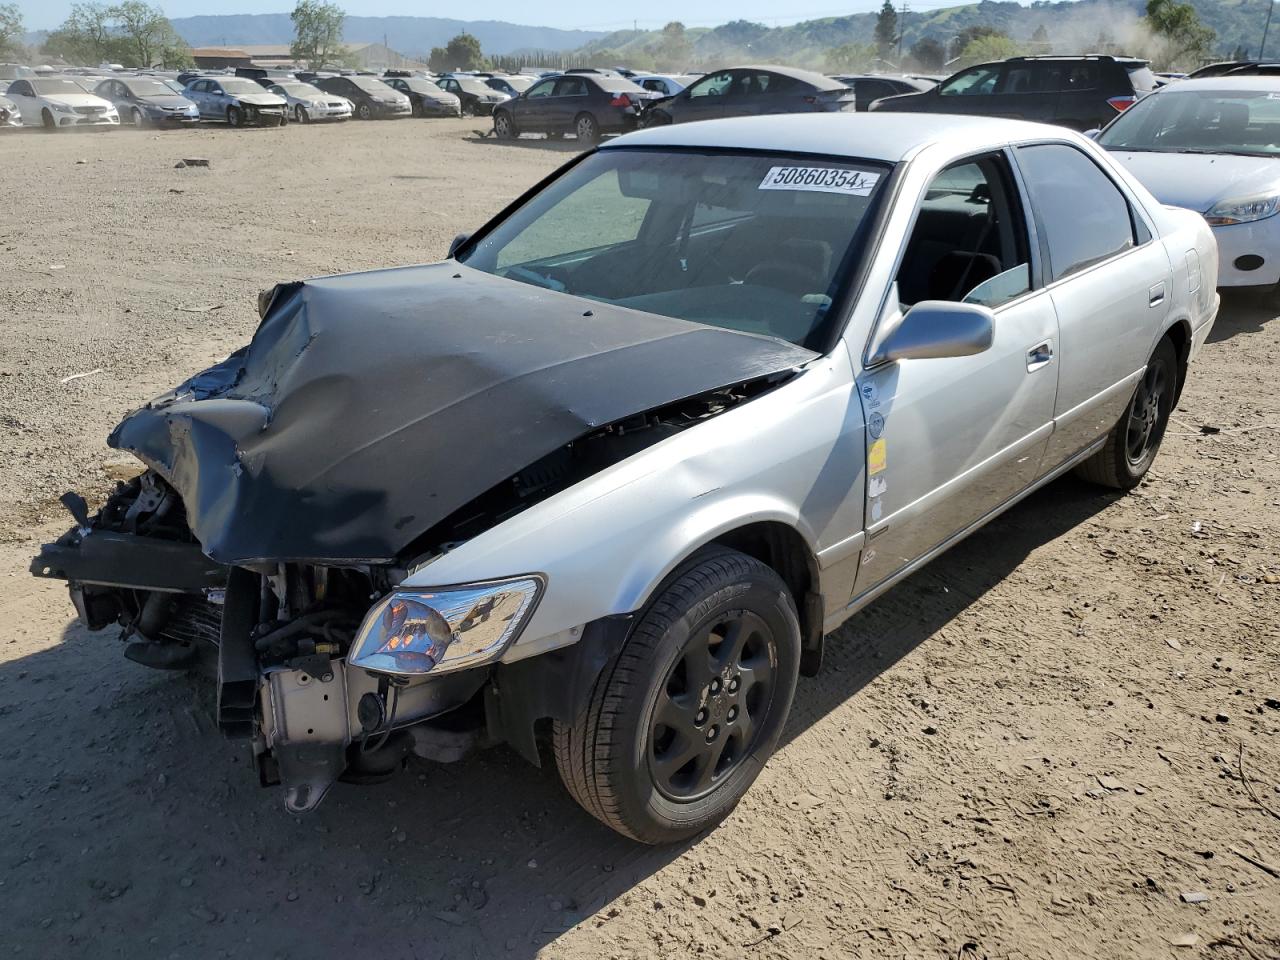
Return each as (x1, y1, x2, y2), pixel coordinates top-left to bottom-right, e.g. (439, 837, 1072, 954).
(1026, 341, 1054, 373)
(1149, 282, 1166, 307)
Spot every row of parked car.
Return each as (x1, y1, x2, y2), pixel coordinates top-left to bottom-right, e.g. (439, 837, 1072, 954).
(0, 63, 567, 130)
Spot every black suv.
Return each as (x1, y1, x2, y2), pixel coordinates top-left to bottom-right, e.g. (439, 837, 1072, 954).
(870, 55, 1156, 131)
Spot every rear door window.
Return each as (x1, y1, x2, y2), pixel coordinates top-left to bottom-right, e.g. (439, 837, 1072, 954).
(553, 77, 587, 97)
(1015, 143, 1136, 280)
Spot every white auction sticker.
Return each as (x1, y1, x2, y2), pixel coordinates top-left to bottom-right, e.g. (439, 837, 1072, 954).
(758, 166, 880, 196)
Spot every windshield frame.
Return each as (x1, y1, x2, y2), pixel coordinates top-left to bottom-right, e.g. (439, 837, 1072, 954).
(1098, 86, 1280, 157)
(455, 145, 899, 354)
(32, 78, 89, 96)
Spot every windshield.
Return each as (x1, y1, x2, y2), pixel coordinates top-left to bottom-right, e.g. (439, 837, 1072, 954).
(352, 77, 392, 93)
(1099, 88, 1280, 157)
(497, 76, 532, 91)
(405, 79, 443, 93)
(278, 82, 322, 96)
(124, 79, 175, 97)
(33, 79, 88, 95)
(454, 77, 488, 93)
(458, 149, 890, 349)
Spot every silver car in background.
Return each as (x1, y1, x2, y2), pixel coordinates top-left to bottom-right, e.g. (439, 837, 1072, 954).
(33, 115, 1218, 844)
(268, 81, 352, 123)
(184, 76, 287, 127)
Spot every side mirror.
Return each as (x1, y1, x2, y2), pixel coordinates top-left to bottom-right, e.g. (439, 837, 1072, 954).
(448, 232, 470, 259)
(1084, 128, 1101, 139)
(868, 299, 994, 366)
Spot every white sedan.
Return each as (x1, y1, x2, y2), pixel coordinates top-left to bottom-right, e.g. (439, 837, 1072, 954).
(1098, 77, 1280, 287)
(4, 76, 118, 129)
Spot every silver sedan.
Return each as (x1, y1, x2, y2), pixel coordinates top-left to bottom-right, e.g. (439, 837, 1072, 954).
(268, 81, 352, 123)
(34, 114, 1219, 840)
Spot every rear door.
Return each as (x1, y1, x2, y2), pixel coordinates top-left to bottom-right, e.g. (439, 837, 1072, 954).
(989, 61, 1061, 121)
(1012, 142, 1172, 469)
(547, 76, 588, 130)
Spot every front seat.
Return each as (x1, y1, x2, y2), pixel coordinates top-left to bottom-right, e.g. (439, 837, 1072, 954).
(927, 250, 1002, 302)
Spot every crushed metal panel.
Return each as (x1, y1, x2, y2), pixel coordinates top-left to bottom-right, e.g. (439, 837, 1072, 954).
(110, 263, 816, 565)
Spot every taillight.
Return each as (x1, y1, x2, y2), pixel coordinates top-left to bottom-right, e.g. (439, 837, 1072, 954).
(1107, 96, 1136, 112)
(610, 94, 632, 108)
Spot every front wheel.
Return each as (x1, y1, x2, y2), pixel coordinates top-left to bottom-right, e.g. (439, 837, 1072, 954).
(226, 105, 243, 127)
(356, 102, 372, 120)
(493, 110, 517, 139)
(574, 112, 599, 143)
(1076, 337, 1178, 489)
(131, 107, 147, 127)
(42, 108, 55, 130)
(295, 105, 308, 123)
(553, 548, 801, 843)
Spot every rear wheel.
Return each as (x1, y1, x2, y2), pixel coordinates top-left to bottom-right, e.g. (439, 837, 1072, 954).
(574, 111, 599, 143)
(1076, 337, 1178, 489)
(226, 105, 243, 127)
(493, 110, 517, 139)
(553, 548, 801, 843)
(643, 109, 672, 128)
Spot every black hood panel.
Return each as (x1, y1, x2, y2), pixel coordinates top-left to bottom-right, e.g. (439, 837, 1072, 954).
(110, 264, 815, 565)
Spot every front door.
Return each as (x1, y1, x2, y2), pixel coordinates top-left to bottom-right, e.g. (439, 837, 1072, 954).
(7, 80, 36, 124)
(1012, 142, 1173, 469)
(515, 77, 556, 131)
(853, 151, 1060, 595)
(673, 71, 733, 123)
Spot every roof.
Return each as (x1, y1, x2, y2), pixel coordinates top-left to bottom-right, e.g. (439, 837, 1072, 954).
(604, 113, 1071, 163)
(730, 63, 844, 90)
(1151, 76, 1280, 92)
(192, 47, 251, 59)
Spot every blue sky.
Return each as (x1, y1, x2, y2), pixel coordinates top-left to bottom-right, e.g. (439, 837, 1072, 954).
(16, 0, 966, 33)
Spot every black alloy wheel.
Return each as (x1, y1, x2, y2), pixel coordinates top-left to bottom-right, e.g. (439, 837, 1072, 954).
(648, 610, 777, 801)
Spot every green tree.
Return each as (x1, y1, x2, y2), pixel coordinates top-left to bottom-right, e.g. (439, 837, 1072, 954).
(953, 24, 1002, 51)
(956, 33, 1022, 67)
(44, 3, 125, 65)
(1145, 0, 1214, 68)
(1030, 23, 1050, 47)
(428, 31, 486, 71)
(908, 36, 945, 70)
(290, 0, 346, 70)
(825, 41, 876, 73)
(874, 0, 898, 56)
(652, 21, 692, 70)
(0, 3, 22, 58)
(112, 1, 184, 68)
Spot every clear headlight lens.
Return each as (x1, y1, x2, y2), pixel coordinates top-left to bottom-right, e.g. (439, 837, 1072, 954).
(348, 577, 543, 677)
(54, 102, 76, 112)
(1205, 194, 1280, 226)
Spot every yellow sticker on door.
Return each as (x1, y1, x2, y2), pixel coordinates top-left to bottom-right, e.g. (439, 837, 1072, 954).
(869, 438, 887, 475)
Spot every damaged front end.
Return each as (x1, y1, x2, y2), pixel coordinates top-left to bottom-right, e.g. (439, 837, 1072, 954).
(32, 264, 814, 813)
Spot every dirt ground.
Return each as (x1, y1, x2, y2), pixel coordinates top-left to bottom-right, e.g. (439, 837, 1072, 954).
(0, 119, 1277, 960)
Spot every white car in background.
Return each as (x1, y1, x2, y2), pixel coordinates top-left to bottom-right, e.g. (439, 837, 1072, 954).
(268, 81, 353, 123)
(1098, 77, 1280, 287)
(4, 76, 119, 129)
(632, 73, 701, 97)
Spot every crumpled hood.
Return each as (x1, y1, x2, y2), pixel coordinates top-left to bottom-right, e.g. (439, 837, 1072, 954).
(110, 263, 814, 565)
(1109, 150, 1280, 211)
(232, 92, 286, 107)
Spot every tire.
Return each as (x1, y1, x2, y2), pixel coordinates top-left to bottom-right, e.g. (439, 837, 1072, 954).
(226, 106, 243, 128)
(493, 110, 517, 139)
(575, 111, 600, 143)
(1075, 337, 1179, 489)
(553, 548, 801, 844)
(41, 108, 55, 130)
(131, 107, 146, 127)
(411, 100, 422, 118)
(461, 101, 475, 118)
(356, 102, 372, 120)
(295, 105, 308, 123)
(643, 109, 672, 128)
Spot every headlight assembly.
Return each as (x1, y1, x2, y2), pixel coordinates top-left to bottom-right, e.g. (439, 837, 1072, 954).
(1205, 193, 1280, 226)
(348, 577, 543, 677)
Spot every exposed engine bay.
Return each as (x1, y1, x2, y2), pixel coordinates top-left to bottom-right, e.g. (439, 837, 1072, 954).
(32, 374, 792, 812)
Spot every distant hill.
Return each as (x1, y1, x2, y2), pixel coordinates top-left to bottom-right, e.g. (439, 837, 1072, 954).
(169, 13, 605, 57)
(574, 0, 1266, 71)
